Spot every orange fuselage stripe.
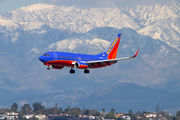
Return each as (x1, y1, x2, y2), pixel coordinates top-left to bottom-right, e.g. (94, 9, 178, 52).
(46, 60, 75, 67)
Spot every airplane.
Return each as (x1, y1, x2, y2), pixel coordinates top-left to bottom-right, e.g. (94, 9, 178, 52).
(39, 33, 139, 74)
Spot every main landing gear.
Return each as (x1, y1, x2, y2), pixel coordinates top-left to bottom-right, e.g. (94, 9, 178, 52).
(69, 69, 90, 74)
(70, 69, 75, 74)
(84, 69, 90, 74)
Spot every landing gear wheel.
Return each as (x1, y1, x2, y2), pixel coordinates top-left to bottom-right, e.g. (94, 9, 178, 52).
(70, 69, 75, 74)
(84, 69, 90, 74)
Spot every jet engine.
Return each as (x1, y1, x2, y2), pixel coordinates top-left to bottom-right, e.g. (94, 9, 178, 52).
(73, 62, 88, 69)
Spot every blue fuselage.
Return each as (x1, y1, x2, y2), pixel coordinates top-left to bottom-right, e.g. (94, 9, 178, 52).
(39, 52, 106, 63)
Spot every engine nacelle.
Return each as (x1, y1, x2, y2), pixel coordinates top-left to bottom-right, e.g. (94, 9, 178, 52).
(73, 62, 88, 69)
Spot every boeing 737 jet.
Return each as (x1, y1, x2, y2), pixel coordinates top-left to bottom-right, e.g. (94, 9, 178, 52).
(39, 33, 139, 74)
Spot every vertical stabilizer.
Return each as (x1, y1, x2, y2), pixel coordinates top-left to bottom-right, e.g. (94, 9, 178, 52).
(105, 33, 121, 59)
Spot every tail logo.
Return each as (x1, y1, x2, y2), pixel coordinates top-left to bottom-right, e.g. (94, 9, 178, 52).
(106, 35, 119, 55)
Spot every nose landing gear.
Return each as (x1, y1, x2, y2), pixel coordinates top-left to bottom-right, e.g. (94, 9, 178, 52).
(47, 65, 53, 70)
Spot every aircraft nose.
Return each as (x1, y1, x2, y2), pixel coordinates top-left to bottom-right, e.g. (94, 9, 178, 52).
(39, 56, 44, 62)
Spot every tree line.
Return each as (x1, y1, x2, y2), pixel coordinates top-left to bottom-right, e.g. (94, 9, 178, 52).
(0, 102, 101, 119)
(1, 103, 180, 120)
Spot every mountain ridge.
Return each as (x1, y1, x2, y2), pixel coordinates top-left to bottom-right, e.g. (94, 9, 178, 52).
(77, 82, 180, 113)
(0, 1, 180, 50)
(0, 27, 179, 92)
(1, 82, 180, 114)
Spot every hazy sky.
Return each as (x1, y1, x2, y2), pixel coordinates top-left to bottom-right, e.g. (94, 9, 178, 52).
(0, 0, 43, 12)
(0, 0, 173, 12)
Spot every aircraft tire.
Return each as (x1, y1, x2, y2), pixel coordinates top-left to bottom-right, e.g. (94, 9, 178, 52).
(70, 69, 75, 74)
(84, 69, 90, 74)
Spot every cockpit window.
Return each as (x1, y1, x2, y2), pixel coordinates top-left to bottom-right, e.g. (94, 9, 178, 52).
(43, 54, 50, 56)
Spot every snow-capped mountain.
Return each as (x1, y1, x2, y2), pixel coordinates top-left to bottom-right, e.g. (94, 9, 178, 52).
(0, 0, 180, 50)
(0, 1, 180, 111)
(127, 1, 180, 49)
(0, 0, 179, 90)
(0, 26, 179, 91)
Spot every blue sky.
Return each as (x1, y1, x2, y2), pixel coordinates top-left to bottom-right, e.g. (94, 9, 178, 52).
(0, 0, 173, 12)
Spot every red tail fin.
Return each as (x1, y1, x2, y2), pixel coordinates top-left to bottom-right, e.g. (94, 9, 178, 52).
(105, 33, 121, 59)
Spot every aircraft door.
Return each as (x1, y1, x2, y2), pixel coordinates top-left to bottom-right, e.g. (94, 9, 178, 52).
(53, 53, 57, 60)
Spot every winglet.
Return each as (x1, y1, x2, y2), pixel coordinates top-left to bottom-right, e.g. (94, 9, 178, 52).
(133, 48, 140, 57)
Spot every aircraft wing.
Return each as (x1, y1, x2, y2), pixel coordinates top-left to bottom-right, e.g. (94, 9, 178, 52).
(86, 49, 139, 65)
